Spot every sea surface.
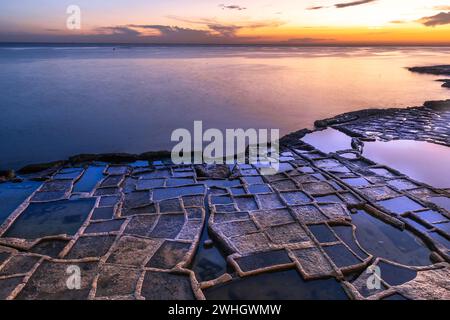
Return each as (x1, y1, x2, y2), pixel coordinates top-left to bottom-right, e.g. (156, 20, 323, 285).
(1, 45, 449, 169)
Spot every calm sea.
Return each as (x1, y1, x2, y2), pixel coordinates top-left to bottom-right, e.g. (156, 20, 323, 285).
(0, 45, 449, 169)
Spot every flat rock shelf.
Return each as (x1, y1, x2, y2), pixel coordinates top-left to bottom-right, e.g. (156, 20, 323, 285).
(0, 100, 449, 300)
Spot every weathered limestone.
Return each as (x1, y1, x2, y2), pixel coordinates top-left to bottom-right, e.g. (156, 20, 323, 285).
(0, 100, 449, 300)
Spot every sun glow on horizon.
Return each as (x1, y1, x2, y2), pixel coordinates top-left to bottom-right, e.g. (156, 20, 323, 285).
(0, 0, 449, 45)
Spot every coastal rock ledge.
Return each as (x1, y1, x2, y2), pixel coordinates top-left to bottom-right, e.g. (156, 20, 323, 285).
(0, 101, 449, 300)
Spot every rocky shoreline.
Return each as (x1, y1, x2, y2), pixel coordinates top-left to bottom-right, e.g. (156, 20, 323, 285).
(0, 64, 449, 300)
(2, 99, 449, 184)
(0, 97, 449, 300)
(408, 65, 450, 89)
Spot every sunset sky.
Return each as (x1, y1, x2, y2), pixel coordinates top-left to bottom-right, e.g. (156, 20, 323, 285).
(1, 0, 450, 45)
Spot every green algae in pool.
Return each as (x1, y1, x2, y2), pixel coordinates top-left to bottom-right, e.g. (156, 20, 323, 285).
(72, 166, 105, 193)
(0, 181, 41, 225)
(3, 198, 96, 239)
(204, 269, 348, 300)
(351, 210, 432, 266)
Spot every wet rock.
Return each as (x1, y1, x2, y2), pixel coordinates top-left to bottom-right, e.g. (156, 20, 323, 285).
(91, 207, 115, 220)
(377, 196, 424, 216)
(0, 254, 40, 276)
(84, 219, 125, 234)
(3, 199, 96, 239)
(69, 153, 125, 164)
(319, 113, 361, 127)
(396, 267, 450, 300)
(140, 271, 196, 300)
(40, 180, 72, 192)
(66, 235, 116, 259)
(0, 251, 11, 265)
(280, 128, 310, 145)
(302, 182, 337, 196)
(0, 276, 23, 300)
(2, 97, 449, 300)
(309, 224, 338, 243)
(195, 165, 231, 179)
(292, 246, 336, 279)
(106, 236, 161, 267)
(319, 203, 350, 220)
(387, 179, 418, 191)
(251, 209, 294, 228)
(186, 207, 203, 220)
(376, 260, 418, 286)
(30, 239, 69, 258)
(146, 241, 192, 269)
(322, 244, 362, 270)
(136, 179, 165, 190)
(121, 204, 157, 217)
(203, 239, 214, 248)
(153, 185, 205, 201)
(234, 196, 259, 211)
(53, 168, 84, 180)
(18, 161, 65, 175)
(159, 198, 183, 213)
(234, 249, 292, 273)
(124, 191, 151, 209)
(95, 264, 141, 298)
(93, 187, 120, 196)
(266, 223, 311, 245)
(31, 191, 68, 202)
(213, 220, 258, 238)
(270, 179, 297, 191)
(138, 150, 171, 162)
(292, 205, 330, 224)
(16, 261, 98, 300)
(99, 195, 121, 207)
(359, 186, 400, 201)
(229, 232, 271, 254)
(0, 170, 15, 181)
(149, 214, 185, 239)
(256, 193, 285, 209)
(408, 65, 450, 76)
(332, 225, 369, 260)
(100, 175, 124, 188)
(123, 215, 158, 237)
(351, 266, 387, 298)
(105, 165, 129, 176)
(280, 191, 311, 206)
(177, 220, 203, 241)
(182, 195, 205, 207)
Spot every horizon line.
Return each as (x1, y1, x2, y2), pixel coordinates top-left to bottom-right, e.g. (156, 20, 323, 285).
(1, 42, 450, 47)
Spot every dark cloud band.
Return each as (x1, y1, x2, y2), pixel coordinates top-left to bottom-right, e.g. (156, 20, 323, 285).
(418, 12, 450, 27)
